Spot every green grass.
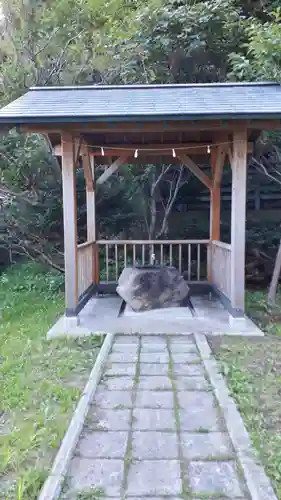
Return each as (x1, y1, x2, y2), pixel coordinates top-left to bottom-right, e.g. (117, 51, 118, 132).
(210, 333, 281, 499)
(0, 263, 103, 500)
(245, 288, 281, 335)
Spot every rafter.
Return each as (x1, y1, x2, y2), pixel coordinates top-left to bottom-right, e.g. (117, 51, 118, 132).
(177, 153, 212, 190)
(96, 155, 130, 185)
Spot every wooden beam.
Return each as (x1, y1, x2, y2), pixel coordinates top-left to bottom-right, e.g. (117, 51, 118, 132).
(20, 118, 281, 135)
(96, 155, 129, 185)
(61, 132, 78, 312)
(81, 144, 94, 192)
(230, 127, 247, 310)
(177, 153, 212, 189)
(52, 142, 253, 158)
(213, 145, 226, 187)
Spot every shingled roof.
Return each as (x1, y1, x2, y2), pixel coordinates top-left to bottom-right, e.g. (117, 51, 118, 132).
(1, 82, 281, 124)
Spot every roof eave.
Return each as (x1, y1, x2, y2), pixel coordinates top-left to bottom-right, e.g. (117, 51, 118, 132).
(0, 112, 281, 126)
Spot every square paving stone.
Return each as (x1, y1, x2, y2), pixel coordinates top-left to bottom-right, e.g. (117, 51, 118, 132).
(126, 460, 182, 496)
(188, 461, 245, 497)
(132, 408, 176, 431)
(140, 353, 170, 364)
(138, 376, 172, 391)
(179, 406, 222, 432)
(94, 388, 133, 408)
(104, 363, 136, 377)
(181, 432, 234, 460)
(175, 376, 210, 391)
(141, 343, 168, 353)
(177, 391, 217, 410)
(171, 352, 200, 364)
(86, 407, 131, 431)
(108, 352, 138, 363)
(135, 390, 174, 408)
(170, 336, 194, 344)
(68, 457, 124, 496)
(111, 344, 139, 354)
(132, 431, 178, 459)
(114, 335, 139, 344)
(101, 376, 135, 391)
(169, 343, 198, 353)
(141, 336, 166, 345)
(77, 431, 128, 458)
(173, 364, 205, 376)
(140, 363, 169, 376)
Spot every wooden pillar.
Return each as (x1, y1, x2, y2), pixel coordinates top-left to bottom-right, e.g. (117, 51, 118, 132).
(82, 147, 99, 285)
(230, 128, 247, 311)
(210, 149, 221, 242)
(87, 155, 99, 284)
(86, 154, 96, 242)
(208, 145, 225, 281)
(61, 132, 78, 313)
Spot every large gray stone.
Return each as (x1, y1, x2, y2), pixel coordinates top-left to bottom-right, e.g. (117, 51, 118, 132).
(117, 265, 190, 311)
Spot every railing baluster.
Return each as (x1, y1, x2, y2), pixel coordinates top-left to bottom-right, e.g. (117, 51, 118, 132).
(115, 244, 118, 280)
(179, 244, 182, 274)
(106, 244, 109, 282)
(90, 239, 211, 284)
(197, 243, 200, 281)
(133, 244, 136, 266)
(188, 244, 191, 280)
(124, 244, 127, 268)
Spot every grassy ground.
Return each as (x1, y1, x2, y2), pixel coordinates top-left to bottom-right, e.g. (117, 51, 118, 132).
(209, 289, 281, 499)
(0, 263, 103, 500)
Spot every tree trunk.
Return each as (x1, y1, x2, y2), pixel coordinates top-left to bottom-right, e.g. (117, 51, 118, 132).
(268, 238, 281, 305)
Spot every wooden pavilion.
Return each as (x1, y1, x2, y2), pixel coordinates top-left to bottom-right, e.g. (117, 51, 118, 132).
(1, 82, 281, 324)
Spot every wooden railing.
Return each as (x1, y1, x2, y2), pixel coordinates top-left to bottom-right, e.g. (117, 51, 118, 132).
(96, 239, 210, 283)
(211, 240, 231, 298)
(77, 241, 94, 297)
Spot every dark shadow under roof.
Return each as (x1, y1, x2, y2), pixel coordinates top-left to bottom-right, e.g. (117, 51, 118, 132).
(1, 82, 281, 124)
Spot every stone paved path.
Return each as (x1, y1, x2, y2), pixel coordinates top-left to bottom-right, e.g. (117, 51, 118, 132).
(61, 335, 250, 499)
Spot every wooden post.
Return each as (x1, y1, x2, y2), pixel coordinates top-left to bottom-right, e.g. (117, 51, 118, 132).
(210, 149, 221, 242)
(61, 132, 78, 314)
(208, 146, 226, 281)
(88, 156, 99, 284)
(86, 155, 96, 242)
(82, 146, 99, 285)
(230, 128, 247, 311)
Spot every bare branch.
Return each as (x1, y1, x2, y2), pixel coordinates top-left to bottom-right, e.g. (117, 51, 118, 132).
(251, 157, 281, 187)
(43, 29, 85, 85)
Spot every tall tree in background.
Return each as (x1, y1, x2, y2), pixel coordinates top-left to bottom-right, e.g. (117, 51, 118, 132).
(230, 7, 281, 304)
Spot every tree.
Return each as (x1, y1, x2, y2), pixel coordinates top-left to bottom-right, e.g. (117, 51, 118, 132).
(230, 8, 281, 304)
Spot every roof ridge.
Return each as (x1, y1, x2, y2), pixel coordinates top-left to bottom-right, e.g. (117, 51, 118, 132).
(29, 82, 279, 91)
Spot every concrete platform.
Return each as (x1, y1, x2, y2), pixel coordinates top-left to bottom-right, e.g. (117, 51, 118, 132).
(47, 294, 263, 339)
